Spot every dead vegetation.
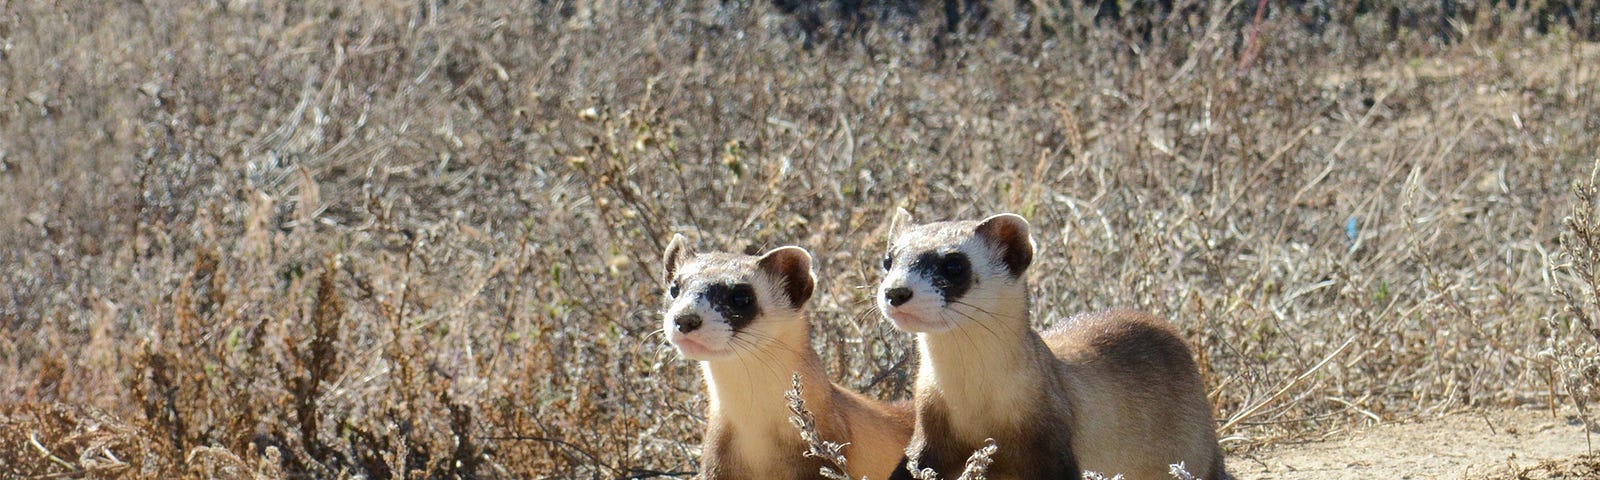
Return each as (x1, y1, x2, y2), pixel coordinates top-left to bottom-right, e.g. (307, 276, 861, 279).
(1491, 454, 1600, 480)
(1, 0, 1598, 478)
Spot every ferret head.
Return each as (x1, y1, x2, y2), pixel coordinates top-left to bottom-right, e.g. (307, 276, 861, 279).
(876, 211, 1034, 333)
(660, 234, 816, 361)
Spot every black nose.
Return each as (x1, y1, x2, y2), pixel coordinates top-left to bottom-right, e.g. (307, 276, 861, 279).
(884, 287, 913, 307)
(674, 314, 703, 333)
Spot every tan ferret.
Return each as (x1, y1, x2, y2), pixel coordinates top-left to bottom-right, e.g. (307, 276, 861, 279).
(661, 235, 913, 479)
(876, 212, 1226, 480)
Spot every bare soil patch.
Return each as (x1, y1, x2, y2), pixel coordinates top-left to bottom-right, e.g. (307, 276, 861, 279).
(1235, 408, 1597, 479)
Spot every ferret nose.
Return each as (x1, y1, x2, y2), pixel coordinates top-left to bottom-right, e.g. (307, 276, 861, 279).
(885, 287, 913, 307)
(674, 314, 703, 333)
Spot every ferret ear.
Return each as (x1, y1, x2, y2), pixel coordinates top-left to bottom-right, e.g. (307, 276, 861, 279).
(888, 207, 915, 241)
(756, 246, 814, 309)
(663, 233, 694, 285)
(974, 214, 1034, 277)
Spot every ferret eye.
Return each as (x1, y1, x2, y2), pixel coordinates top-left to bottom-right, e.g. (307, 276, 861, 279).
(729, 291, 753, 308)
(881, 254, 894, 271)
(942, 256, 967, 276)
(668, 282, 680, 298)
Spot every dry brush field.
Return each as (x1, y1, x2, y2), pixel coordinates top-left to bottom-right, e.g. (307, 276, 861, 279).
(1, 1, 1599, 478)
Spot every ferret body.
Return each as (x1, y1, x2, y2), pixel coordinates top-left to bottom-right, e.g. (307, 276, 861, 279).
(661, 235, 913, 479)
(877, 213, 1225, 480)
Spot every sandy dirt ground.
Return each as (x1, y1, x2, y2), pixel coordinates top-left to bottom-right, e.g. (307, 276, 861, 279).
(1230, 408, 1598, 479)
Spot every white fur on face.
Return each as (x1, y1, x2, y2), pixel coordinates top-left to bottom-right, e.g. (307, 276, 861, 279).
(664, 292, 737, 360)
(663, 254, 800, 361)
(877, 224, 1018, 334)
(877, 253, 956, 333)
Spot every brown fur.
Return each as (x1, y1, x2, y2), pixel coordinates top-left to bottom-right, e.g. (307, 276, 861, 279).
(902, 310, 1225, 480)
(1046, 310, 1226, 480)
(695, 337, 914, 480)
(902, 332, 1080, 479)
(884, 215, 1225, 480)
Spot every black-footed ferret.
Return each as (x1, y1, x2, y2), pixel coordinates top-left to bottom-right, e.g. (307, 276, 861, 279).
(876, 212, 1225, 480)
(661, 234, 913, 479)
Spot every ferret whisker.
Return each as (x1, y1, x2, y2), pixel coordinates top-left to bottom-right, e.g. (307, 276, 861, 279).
(877, 214, 1224, 478)
(660, 241, 914, 478)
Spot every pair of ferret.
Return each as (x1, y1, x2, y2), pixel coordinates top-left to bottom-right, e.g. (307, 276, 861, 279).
(660, 212, 1226, 480)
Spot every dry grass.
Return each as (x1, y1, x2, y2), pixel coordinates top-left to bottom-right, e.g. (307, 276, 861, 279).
(785, 374, 855, 480)
(1, 1, 1598, 478)
(1490, 454, 1600, 479)
(1551, 165, 1600, 438)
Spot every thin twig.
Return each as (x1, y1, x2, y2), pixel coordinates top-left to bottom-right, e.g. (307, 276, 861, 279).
(28, 431, 76, 470)
(1221, 337, 1357, 434)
